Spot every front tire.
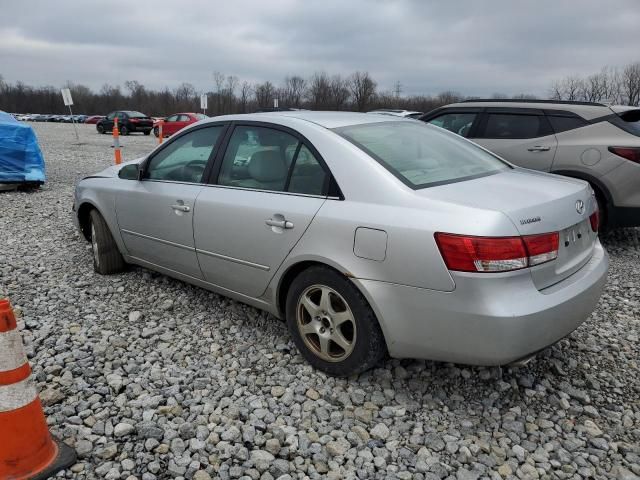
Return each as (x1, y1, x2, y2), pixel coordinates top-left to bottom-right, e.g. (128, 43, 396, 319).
(89, 210, 125, 275)
(144, 130, 151, 136)
(286, 266, 386, 377)
(119, 125, 129, 136)
(96, 124, 105, 134)
(153, 127, 159, 137)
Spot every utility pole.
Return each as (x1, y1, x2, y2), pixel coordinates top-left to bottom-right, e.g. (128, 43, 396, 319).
(394, 81, 402, 99)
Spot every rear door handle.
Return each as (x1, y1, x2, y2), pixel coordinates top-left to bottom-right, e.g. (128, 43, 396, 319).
(171, 204, 191, 212)
(266, 218, 294, 229)
(527, 146, 551, 152)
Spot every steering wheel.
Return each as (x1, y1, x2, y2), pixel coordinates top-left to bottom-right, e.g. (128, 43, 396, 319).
(183, 160, 207, 182)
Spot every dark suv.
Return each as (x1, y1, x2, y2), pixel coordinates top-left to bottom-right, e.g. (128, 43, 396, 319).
(97, 111, 153, 136)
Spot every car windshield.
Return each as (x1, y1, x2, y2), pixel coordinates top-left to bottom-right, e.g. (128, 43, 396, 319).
(335, 121, 510, 189)
(126, 111, 147, 118)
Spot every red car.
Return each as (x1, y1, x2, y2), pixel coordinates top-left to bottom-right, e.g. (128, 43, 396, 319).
(84, 115, 105, 124)
(153, 113, 207, 137)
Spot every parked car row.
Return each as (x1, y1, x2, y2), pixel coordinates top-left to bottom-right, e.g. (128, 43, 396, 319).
(13, 113, 104, 123)
(74, 109, 609, 376)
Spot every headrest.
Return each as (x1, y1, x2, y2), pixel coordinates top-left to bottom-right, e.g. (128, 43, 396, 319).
(248, 150, 287, 182)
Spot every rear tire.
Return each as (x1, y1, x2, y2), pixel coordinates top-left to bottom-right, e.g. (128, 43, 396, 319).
(96, 124, 105, 134)
(89, 210, 125, 275)
(285, 266, 386, 377)
(144, 130, 151, 136)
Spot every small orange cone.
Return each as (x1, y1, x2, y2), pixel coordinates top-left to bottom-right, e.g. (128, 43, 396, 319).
(0, 299, 76, 479)
(113, 117, 122, 165)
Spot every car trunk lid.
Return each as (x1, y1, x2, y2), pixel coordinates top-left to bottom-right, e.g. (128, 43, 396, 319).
(419, 169, 598, 289)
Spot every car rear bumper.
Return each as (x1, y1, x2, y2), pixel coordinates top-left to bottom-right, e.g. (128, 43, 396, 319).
(355, 240, 608, 365)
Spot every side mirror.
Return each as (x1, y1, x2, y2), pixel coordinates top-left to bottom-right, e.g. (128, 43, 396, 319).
(118, 164, 142, 180)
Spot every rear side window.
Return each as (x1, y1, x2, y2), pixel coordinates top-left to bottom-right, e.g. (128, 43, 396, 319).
(335, 121, 509, 189)
(481, 114, 550, 139)
(428, 113, 477, 137)
(288, 145, 328, 196)
(548, 115, 589, 134)
(609, 110, 640, 137)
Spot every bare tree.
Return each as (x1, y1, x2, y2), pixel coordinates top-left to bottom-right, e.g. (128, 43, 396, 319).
(282, 75, 306, 107)
(621, 62, 640, 106)
(239, 81, 252, 113)
(329, 75, 350, 110)
(307, 72, 332, 109)
(349, 71, 377, 111)
(254, 81, 276, 109)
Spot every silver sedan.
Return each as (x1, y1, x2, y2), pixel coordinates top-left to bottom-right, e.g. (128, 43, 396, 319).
(73, 111, 608, 376)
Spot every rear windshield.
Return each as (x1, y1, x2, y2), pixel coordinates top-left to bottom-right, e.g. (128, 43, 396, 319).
(126, 111, 148, 118)
(334, 121, 510, 189)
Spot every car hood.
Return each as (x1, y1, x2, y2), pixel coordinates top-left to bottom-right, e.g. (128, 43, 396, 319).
(83, 158, 143, 179)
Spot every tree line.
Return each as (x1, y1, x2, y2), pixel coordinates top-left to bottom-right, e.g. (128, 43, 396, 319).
(2, 61, 639, 116)
(549, 62, 640, 105)
(0, 71, 529, 116)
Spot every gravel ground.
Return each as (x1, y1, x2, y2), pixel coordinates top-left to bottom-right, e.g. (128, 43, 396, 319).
(0, 122, 639, 480)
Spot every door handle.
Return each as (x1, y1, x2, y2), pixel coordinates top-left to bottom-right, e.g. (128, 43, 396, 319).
(266, 218, 294, 229)
(171, 204, 191, 212)
(527, 146, 551, 152)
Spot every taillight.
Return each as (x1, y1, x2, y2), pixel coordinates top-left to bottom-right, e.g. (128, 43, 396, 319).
(589, 209, 599, 232)
(130, 118, 139, 123)
(522, 232, 559, 266)
(608, 146, 640, 163)
(435, 232, 559, 273)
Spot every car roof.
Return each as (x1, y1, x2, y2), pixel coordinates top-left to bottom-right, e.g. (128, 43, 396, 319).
(444, 100, 612, 121)
(203, 111, 407, 129)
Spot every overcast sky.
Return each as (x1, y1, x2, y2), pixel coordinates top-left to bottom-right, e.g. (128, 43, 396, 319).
(1, 0, 638, 98)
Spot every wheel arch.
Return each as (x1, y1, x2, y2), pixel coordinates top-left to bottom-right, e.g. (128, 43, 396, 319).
(77, 201, 99, 241)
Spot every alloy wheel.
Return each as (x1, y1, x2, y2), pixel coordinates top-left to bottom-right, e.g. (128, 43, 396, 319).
(296, 285, 356, 362)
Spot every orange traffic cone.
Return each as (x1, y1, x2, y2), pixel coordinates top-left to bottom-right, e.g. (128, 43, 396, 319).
(113, 117, 122, 165)
(0, 299, 76, 479)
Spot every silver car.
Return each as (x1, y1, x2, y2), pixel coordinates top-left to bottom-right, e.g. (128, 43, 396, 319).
(420, 100, 640, 228)
(73, 112, 608, 376)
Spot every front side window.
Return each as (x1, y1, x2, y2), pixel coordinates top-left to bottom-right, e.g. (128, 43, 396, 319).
(145, 126, 223, 183)
(481, 114, 549, 139)
(428, 112, 477, 137)
(218, 126, 300, 192)
(336, 121, 509, 189)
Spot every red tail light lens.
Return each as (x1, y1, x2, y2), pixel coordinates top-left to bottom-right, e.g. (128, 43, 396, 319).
(522, 232, 559, 266)
(434, 234, 527, 272)
(435, 232, 559, 273)
(608, 146, 640, 163)
(130, 118, 139, 123)
(589, 209, 599, 232)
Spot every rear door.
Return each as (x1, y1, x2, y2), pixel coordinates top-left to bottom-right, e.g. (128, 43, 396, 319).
(193, 123, 331, 297)
(115, 124, 227, 278)
(472, 108, 558, 171)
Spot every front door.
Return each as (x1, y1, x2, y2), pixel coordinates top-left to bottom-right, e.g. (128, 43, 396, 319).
(194, 124, 330, 297)
(115, 124, 226, 278)
(472, 111, 558, 171)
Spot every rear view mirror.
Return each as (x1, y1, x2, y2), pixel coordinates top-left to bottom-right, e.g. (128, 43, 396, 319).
(118, 164, 141, 180)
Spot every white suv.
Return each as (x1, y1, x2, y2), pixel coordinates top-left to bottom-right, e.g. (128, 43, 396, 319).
(420, 100, 640, 228)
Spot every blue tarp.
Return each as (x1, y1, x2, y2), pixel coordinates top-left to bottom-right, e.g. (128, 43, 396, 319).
(0, 111, 46, 184)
